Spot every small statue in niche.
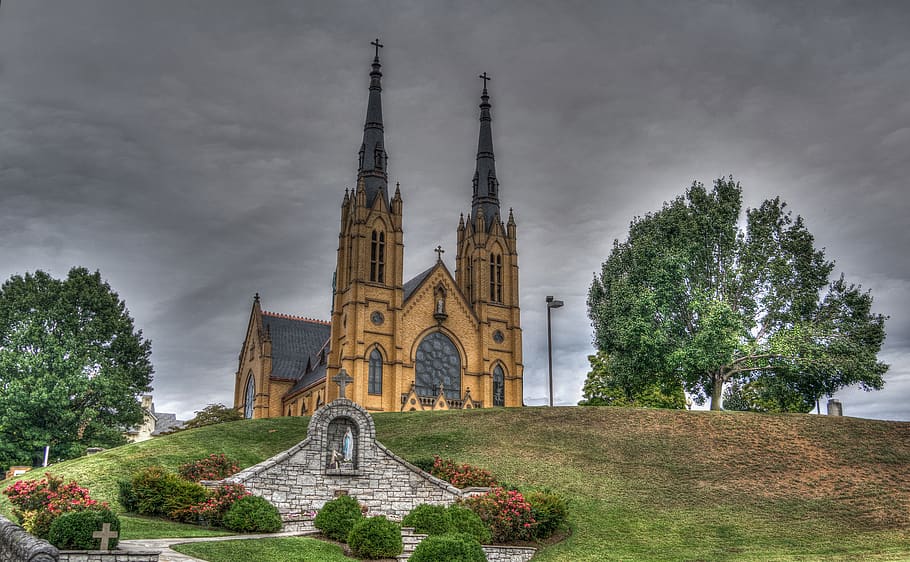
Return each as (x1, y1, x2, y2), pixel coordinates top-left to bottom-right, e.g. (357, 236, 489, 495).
(436, 297, 445, 315)
(342, 427, 354, 463)
(330, 448, 341, 469)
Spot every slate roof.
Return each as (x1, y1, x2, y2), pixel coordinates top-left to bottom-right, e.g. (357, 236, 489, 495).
(151, 412, 184, 435)
(403, 265, 436, 302)
(288, 363, 327, 397)
(261, 312, 331, 380)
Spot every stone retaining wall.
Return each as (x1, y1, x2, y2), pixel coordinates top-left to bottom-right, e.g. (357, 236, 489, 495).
(224, 399, 465, 519)
(58, 552, 158, 562)
(0, 514, 59, 562)
(397, 527, 536, 561)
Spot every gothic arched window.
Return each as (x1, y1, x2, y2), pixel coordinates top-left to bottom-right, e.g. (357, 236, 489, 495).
(493, 365, 505, 407)
(415, 332, 461, 400)
(243, 374, 255, 419)
(368, 348, 383, 395)
(370, 230, 385, 283)
(489, 253, 503, 303)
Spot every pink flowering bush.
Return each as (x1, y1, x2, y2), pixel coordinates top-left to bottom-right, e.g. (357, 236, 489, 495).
(178, 454, 240, 482)
(430, 456, 498, 488)
(460, 487, 535, 543)
(3, 474, 107, 538)
(170, 483, 250, 525)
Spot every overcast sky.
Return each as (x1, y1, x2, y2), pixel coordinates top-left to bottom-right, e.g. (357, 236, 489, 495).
(1, 1, 908, 421)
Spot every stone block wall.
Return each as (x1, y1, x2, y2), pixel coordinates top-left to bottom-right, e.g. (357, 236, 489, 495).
(58, 552, 158, 562)
(0, 514, 59, 562)
(224, 399, 464, 520)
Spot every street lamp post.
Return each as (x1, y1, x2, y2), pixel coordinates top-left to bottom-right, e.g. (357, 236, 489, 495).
(546, 295, 564, 407)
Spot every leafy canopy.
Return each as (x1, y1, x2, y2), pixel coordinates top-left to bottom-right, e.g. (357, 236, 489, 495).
(587, 177, 888, 411)
(181, 403, 243, 431)
(579, 351, 686, 409)
(0, 268, 153, 470)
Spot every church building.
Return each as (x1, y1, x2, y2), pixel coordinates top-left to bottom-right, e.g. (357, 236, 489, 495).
(234, 42, 523, 417)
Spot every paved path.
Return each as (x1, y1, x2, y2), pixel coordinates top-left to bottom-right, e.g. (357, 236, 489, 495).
(119, 530, 316, 562)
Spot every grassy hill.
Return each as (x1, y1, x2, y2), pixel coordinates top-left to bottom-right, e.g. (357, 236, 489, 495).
(2, 407, 909, 561)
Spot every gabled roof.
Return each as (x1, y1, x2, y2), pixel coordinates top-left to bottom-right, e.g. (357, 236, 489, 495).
(287, 363, 327, 397)
(403, 265, 436, 302)
(151, 412, 184, 435)
(261, 311, 331, 379)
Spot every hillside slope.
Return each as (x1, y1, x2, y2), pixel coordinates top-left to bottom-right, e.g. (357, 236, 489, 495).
(3, 408, 909, 561)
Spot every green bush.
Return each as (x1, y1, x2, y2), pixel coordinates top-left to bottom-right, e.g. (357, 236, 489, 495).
(314, 495, 364, 542)
(447, 505, 491, 544)
(222, 495, 282, 533)
(117, 480, 138, 513)
(408, 458, 436, 473)
(347, 516, 403, 559)
(409, 533, 486, 562)
(130, 466, 208, 518)
(526, 490, 568, 539)
(48, 509, 120, 550)
(401, 504, 451, 536)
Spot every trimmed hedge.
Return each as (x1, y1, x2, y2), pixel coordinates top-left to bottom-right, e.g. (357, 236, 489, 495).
(409, 533, 486, 562)
(130, 466, 207, 518)
(447, 504, 491, 544)
(314, 495, 363, 542)
(222, 495, 282, 533)
(47, 509, 120, 550)
(401, 504, 451, 536)
(347, 516, 403, 559)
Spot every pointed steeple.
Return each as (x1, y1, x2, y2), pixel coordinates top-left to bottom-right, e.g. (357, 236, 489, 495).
(472, 72, 500, 228)
(357, 38, 389, 208)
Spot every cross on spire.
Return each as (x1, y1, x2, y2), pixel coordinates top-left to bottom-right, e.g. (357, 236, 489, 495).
(332, 369, 354, 399)
(92, 522, 118, 551)
(479, 72, 491, 92)
(435, 245, 445, 262)
(371, 38, 384, 60)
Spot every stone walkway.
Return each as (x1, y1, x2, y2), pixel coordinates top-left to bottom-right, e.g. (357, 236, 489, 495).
(119, 530, 315, 562)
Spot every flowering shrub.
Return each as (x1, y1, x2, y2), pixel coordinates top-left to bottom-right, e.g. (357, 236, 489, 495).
(178, 454, 240, 482)
(3, 474, 107, 539)
(460, 487, 535, 543)
(430, 456, 498, 488)
(170, 483, 250, 525)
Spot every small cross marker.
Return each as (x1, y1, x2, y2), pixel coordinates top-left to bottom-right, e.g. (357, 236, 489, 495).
(435, 245, 445, 262)
(332, 369, 354, 399)
(92, 522, 118, 551)
(371, 38, 384, 59)
(479, 72, 491, 91)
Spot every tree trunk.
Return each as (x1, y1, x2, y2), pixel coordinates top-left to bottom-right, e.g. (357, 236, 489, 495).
(710, 373, 723, 410)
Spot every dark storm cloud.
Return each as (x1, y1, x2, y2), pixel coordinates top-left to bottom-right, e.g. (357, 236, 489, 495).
(1, 1, 908, 420)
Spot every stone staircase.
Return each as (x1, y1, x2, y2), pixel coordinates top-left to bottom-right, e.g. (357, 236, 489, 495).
(397, 527, 427, 561)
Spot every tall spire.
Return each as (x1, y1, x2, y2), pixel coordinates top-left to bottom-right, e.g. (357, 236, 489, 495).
(472, 72, 500, 228)
(357, 38, 388, 207)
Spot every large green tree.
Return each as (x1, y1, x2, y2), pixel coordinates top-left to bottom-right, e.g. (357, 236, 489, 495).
(587, 177, 888, 411)
(0, 268, 153, 469)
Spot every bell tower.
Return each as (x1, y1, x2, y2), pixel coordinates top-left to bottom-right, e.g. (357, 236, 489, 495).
(328, 39, 405, 409)
(455, 74, 523, 407)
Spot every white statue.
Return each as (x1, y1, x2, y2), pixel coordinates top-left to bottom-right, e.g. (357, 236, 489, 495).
(342, 427, 354, 462)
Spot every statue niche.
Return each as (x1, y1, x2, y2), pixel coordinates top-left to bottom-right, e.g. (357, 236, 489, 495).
(326, 417, 359, 472)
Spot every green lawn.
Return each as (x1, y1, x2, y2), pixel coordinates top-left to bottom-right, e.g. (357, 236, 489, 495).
(2, 407, 909, 560)
(172, 537, 356, 562)
(119, 515, 234, 540)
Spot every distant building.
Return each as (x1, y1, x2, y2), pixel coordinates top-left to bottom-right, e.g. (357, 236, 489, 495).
(3, 466, 31, 480)
(233, 44, 523, 418)
(125, 395, 185, 442)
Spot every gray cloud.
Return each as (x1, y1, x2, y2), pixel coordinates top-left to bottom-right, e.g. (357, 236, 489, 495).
(1, 1, 907, 420)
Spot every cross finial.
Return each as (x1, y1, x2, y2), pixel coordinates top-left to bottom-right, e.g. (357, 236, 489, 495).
(435, 245, 445, 262)
(92, 522, 118, 551)
(479, 72, 491, 92)
(371, 38, 384, 60)
(332, 369, 354, 399)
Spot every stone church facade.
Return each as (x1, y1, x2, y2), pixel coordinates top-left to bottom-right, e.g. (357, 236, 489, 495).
(234, 44, 523, 417)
